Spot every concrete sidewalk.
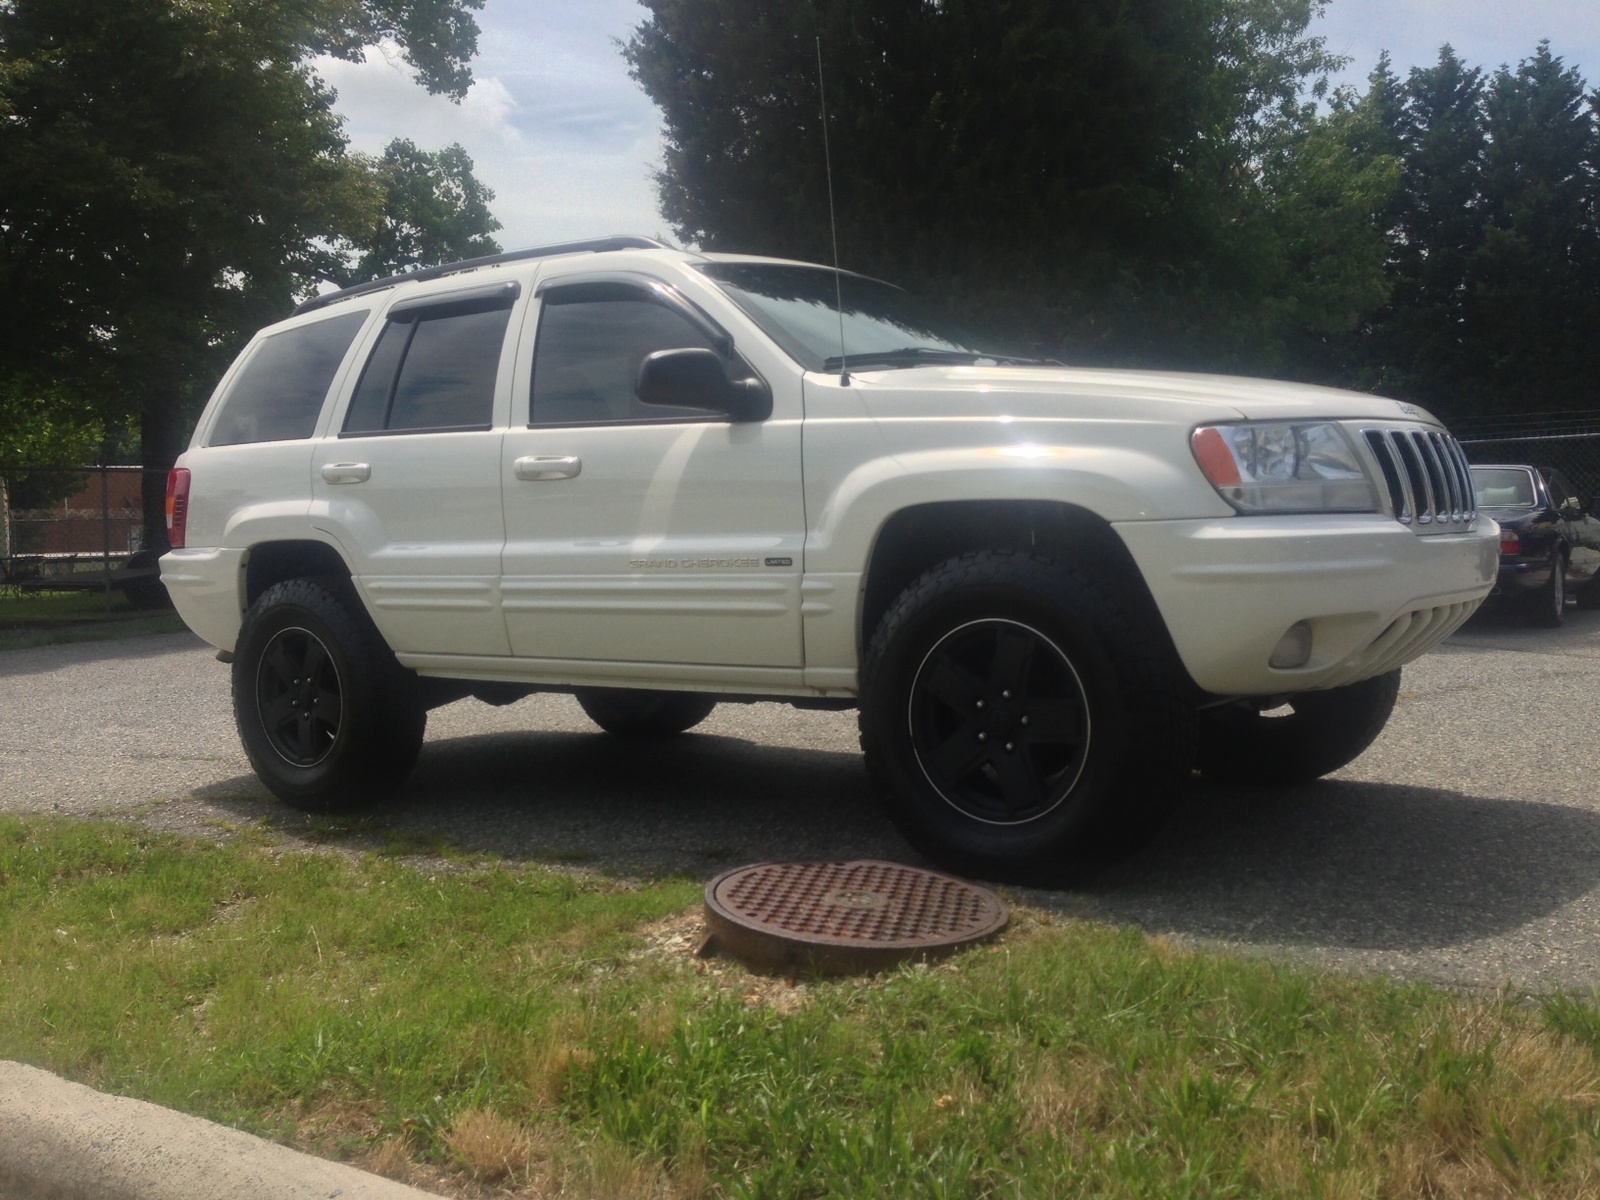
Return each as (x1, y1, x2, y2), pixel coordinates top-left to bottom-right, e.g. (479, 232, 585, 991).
(0, 1062, 443, 1199)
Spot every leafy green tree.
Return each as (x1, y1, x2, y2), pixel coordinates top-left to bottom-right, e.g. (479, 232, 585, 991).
(331, 138, 502, 287)
(625, 0, 1385, 371)
(0, 0, 487, 549)
(1464, 44, 1599, 415)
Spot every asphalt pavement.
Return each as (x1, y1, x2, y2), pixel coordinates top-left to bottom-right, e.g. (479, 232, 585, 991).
(3, 603, 1598, 992)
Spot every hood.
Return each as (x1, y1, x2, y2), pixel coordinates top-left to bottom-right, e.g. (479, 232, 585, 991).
(844, 364, 1443, 427)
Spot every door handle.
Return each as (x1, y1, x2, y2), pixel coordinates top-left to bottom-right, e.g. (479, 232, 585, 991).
(320, 462, 371, 484)
(514, 455, 582, 481)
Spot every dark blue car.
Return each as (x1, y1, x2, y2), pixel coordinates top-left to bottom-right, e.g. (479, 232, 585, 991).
(1470, 464, 1600, 626)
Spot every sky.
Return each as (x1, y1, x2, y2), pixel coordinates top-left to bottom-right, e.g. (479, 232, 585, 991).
(314, 1, 1600, 254)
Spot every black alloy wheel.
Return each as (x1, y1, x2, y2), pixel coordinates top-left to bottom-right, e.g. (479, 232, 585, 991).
(908, 618, 1090, 825)
(233, 576, 425, 811)
(858, 548, 1196, 882)
(255, 626, 344, 766)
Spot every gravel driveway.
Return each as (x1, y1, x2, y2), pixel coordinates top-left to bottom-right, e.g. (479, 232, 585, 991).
(4, 605, 1598, 992)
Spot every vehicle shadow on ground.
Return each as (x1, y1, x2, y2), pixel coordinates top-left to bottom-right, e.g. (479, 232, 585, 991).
(1084, 778, 1600, 953)
(190, 724, 1600, 957)
(195, 726, 920, 878)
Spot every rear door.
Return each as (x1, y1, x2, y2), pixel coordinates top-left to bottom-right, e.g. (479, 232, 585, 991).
(310, 279, 524, 657)
(498, 274, 805, 669)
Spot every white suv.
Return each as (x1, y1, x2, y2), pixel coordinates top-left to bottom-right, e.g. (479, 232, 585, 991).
(161, 236, 1499, 880)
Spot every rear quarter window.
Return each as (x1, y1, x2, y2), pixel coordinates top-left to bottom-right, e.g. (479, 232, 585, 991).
(208, 311, 369, 446)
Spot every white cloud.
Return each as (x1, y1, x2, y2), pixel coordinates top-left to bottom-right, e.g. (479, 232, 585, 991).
(311, 1, 668, 250)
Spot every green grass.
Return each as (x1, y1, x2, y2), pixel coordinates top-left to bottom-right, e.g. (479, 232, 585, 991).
(0, 588, 186, 649)
(6, 815, 1600, 1198)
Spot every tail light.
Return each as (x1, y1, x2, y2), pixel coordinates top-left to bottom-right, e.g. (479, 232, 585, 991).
(165, 468, 191, 549)
(1499, 530, 1520, 555)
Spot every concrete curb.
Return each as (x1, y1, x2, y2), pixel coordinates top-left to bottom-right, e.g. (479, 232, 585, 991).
(0, 1061, 444, 1200)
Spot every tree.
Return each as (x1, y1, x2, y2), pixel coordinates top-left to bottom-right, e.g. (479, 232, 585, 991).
(1342, 43, 1600, 420)
(0, 0, 488, 550)
(1465, 44, 1599, 415)
(625, 0, 1382, 371)
(331, 138, 502, 287)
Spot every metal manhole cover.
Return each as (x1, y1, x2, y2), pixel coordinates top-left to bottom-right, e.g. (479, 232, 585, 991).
(705, 860, 1009, 975)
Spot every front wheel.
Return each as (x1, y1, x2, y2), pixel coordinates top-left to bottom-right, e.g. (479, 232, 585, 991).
(233, 577, 425, 811)
(575, 689, 717, 738)
(858, 550, 1195, 883)
(1195, 669, 1400, 787)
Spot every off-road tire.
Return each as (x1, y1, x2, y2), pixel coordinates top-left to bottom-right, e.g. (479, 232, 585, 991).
(575, 689, 718, 738)
(858, 548, 1195, 884)
(233, 576, 425, 811)
(1195, 668, 1400, 787)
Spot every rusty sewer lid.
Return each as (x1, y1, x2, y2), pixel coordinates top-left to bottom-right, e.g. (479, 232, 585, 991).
(704, 860, 1009, 975)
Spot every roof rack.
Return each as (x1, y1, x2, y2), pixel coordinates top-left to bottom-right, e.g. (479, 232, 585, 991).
(292, 235, 671, 316)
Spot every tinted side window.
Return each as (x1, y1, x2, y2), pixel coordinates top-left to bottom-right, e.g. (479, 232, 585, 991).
(344, 305, 512, 435)
(209, 312, 368, 446)
(531, 299, 719, 425)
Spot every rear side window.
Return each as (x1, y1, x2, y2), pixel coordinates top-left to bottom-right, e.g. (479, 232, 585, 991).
(208, 312, 368, 446)
(344, 295, 514, 436)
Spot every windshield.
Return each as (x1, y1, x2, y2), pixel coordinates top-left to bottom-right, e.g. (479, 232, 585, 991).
(696, 261, 1028, 372)
(1471, 467, 1537, 508)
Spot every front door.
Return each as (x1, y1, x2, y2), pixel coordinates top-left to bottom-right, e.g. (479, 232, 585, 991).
(499, 277, 805, 668)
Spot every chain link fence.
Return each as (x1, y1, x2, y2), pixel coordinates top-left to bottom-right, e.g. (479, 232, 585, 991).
(0, 465, 167, 607)
(1452, 411, 1600, 504)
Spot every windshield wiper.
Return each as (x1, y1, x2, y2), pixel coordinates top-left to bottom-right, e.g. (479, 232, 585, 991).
(822, 347, 1049, 371)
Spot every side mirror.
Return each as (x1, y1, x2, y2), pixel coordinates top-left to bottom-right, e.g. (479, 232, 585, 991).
(636, 348, 771, 422)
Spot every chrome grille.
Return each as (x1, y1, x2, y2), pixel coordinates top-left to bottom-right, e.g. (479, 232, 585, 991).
(1362, 427, 1477, 532)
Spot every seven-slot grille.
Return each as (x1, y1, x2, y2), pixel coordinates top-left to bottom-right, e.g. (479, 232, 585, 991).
(1361, 427, 1477, 532)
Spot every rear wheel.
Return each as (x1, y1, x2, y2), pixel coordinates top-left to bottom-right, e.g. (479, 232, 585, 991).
(858, 549, 1194, 883)
(1528, 553, 1566, 628)
(575, 689, 717, 738)
(1195, 669, 1400, 786)
(233, 577, 425, 811)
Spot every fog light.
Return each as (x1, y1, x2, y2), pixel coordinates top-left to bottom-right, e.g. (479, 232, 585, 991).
(1268, 621, 1313, 669)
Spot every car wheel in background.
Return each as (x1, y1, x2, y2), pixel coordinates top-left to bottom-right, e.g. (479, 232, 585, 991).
(1195, 669, 1401, 786)
(575, 689, 718, 737)
(858, 549, 1195, 884)
(233, 576, 425, 811)
(1529, 553, 1566, 628)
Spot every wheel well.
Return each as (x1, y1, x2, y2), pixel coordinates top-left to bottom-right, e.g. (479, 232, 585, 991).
(244, 540, 351, 609)
(860, 501, 1187, 677)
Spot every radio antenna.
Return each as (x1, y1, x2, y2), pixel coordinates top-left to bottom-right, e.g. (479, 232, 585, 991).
(816, 36, 849, 386)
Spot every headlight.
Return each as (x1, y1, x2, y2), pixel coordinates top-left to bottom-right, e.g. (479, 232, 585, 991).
(1191, 422, 1377, 514)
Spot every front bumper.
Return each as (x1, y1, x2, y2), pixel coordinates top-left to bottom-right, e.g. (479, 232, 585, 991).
(1115, 513, 1500, 696)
